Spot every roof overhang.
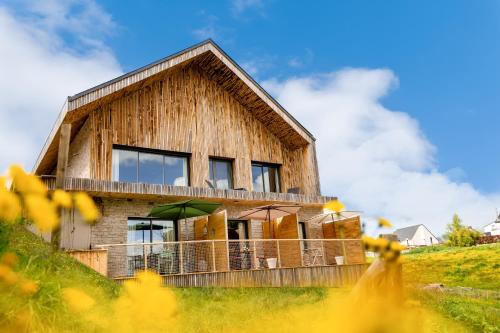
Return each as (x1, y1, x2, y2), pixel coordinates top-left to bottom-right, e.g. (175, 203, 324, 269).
(33, 39, 315, 175)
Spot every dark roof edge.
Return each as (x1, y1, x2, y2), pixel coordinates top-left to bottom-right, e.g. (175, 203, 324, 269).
(67, 39, 316, 141)
(68, 39, 213, 101)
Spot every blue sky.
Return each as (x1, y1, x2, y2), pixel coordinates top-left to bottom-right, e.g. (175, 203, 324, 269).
(1, 0, 499, 233)
(97, 0, 500, 193)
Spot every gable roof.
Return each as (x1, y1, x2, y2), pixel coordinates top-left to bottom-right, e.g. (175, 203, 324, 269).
(33, 39, 315, 175)
(394, 224, 439, 241)
(393, 225, 421, 240)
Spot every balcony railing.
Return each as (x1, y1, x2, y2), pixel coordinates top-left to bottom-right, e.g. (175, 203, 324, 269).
(96, 239, 365, 278)
(39, 176, 335, 205)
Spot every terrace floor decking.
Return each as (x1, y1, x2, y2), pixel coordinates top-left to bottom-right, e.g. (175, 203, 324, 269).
(115, 264, 369, 288)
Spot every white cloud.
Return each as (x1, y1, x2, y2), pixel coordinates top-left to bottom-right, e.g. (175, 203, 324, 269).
(231, 0, 265, 15)
(263, 69, 500, 236)
(288, 48, 314, 69)
(192, 11, 220, 40)
(0, 1, 122, 172)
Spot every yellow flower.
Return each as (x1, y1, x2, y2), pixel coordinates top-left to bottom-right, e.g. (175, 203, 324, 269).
(362, 235, 376, 248)
(9, 165, 47, 195)
(389, 241, 406, 252)
(0, 189, 21, 223)
(25, 194, 59, 232)
(74, 192, 100, 223)
(378, 218, 393, 228)
(52, 189, 72, 208)
(1, 252, 18, 267)
(374, 237, 390, 250)
(1, 266, 19, 285)
(114, 271, 177, 331)
(0, 264, 10, 279)
(62, 288, 95, 312)
(19, 279, 39, 295)
(324, 199, 345, 213)
(0, 176, 6, 189)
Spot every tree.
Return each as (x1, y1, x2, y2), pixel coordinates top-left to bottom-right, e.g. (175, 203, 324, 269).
(444, 214, 481, 247)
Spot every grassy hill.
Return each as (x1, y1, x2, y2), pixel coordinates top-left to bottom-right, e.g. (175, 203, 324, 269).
(403, 244, 500, 333)
(1, 223, 490, 332)
(0, 223, 120, 331)
(403, 244, 500, 290)
(0, 223, 327, 332)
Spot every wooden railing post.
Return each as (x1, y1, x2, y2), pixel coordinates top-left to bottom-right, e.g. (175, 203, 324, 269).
(343, 239, 349, 265)
(276, 240, 281, 268)
(179, 242, 184, 274)
(253, 240, 258, 269)
(211, 240, 216, 272)
(143, 244, 148, 271)
(322, 240, 326, 265)
(300, 239, 304, 267)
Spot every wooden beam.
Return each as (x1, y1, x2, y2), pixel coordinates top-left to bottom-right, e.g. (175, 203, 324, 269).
(55, 124, 71, 189)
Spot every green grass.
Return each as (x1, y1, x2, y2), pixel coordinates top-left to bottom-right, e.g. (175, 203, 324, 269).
(413, 291, 500, 333)
(0, 223, 330, 332)
(403, 244, 500, 332)
(174, 287, 330, 332)
(403, 244, 500, 290)
(0, 223, 485, 332)
(0, 222, 120, 331)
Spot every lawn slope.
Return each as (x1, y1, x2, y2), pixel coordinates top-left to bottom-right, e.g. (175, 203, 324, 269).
(0, 223, 120, 331)
(403, 244, 500, 333)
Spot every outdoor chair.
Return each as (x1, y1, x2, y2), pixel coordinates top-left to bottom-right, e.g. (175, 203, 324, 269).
(287, 187, 301, 194)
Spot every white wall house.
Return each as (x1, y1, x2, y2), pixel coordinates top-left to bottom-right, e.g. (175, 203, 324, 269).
(394, 224, 439, 247)
(483, 216, 500, 236)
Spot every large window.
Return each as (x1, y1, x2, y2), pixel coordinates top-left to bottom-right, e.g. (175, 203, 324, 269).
(209, 158, 233, 189)
(112, 147, 188, 186)
(127, 218, 177, 275)
(127, 218, 177, 244)
(251, 162, 280, 193)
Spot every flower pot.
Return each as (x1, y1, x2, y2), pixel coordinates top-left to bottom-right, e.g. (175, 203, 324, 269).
(266, 258, 277, 269)
(335, 256, 344, 265)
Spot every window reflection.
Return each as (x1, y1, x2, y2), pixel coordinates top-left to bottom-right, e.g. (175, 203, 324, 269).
(251, 163, 280, 193)
(112, 147, 188, 186)
(138, 152, 163, 184)
(164, 156, 188, 186)
(209, 158, 233, 189)
(112, 149, 138, 182)
(252, 165, 263, 192)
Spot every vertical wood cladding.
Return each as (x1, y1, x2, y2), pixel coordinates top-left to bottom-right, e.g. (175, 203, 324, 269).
(89, 64, 321, 195)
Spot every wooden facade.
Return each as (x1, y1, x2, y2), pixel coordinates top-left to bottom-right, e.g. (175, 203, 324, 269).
(79, 63, 318, 195)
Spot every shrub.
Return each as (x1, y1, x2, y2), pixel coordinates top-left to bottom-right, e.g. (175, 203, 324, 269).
(444, 214, 481, 247)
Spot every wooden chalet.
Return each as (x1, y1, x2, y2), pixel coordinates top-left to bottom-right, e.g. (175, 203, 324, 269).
(34, 40, 366, 287)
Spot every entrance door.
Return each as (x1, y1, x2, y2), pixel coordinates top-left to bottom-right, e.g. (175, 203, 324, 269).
(227, 220, 249, 270)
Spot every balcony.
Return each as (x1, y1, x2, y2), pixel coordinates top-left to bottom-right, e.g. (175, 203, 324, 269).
(40, 176, 335, 205)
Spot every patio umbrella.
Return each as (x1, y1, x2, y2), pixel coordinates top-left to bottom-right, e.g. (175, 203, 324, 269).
(148, 199, 222, 237)
(305, 210, 362, 225)
(237, 204, 302, 238)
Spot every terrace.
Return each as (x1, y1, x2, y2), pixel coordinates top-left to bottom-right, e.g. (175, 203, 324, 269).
(94, 238, 367, 287)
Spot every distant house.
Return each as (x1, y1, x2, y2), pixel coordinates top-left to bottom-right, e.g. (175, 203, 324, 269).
(394, 224, 439, 247)
(483, 215, 500, 236)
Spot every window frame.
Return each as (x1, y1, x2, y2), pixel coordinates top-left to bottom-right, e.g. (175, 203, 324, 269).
(251, 161, 281, 193)
(208, 157, 234, 190)
(112, 145, 190, 186)
(127, 217, 179, 243)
